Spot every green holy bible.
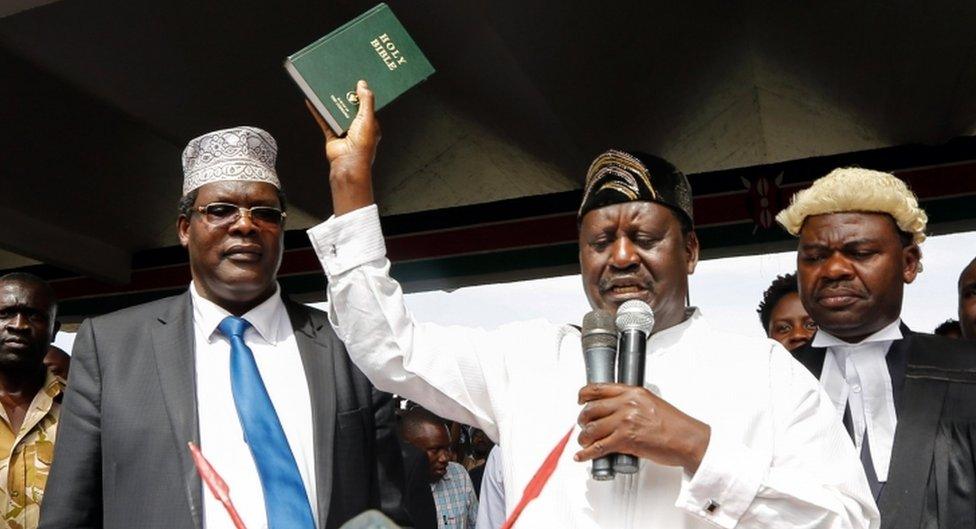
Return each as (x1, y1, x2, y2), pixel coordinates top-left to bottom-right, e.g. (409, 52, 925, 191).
(285, 3, 435, 135)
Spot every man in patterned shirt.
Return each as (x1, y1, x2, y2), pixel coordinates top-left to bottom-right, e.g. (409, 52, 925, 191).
(400, 408, 478, 529)
(0, 273, 62, 529)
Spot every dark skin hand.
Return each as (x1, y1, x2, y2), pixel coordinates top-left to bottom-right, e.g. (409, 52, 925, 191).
(307, 80, 381, 216)
(575, 384, 710, 474)
(305, 79, 712, 475)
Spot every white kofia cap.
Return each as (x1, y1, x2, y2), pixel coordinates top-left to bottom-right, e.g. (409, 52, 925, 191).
(181, 126, 280, 195)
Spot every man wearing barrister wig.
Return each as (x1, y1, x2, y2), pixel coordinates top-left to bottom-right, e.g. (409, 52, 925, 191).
(304, 81, 877, 528)
(779, 168, 976, 529)
(39, 127, 430, 529)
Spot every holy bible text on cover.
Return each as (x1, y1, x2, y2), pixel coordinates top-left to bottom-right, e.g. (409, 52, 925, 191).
(285, 3, 435, 135)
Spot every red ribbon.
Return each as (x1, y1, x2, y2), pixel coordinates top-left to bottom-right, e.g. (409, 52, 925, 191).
(188, 441, 249, 529)
(500, 426, 575, 529)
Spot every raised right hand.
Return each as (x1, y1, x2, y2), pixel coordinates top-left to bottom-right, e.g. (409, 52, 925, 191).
(306, 79, 381, 216)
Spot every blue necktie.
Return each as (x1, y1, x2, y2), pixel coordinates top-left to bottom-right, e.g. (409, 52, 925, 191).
(218, 316, 316, 529)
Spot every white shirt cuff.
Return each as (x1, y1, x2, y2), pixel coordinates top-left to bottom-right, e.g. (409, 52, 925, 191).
(674, 426, 767, 528)
(306, 204, 387, 277)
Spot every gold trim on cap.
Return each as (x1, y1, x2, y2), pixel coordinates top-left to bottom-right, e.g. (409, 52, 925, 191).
(579, 149, 658, 217)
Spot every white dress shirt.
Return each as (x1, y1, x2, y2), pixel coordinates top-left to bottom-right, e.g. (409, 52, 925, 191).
(307, 205, 878, 529)
(190, 282, 318, 529)
(813, 319, 902, 482)
(476, 446, 505, 529)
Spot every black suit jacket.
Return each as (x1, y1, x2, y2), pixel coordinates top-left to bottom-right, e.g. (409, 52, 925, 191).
(39, 291, 428, 529)
(793, 327, 976, 529)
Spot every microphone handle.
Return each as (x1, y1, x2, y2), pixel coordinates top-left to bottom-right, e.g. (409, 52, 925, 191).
(583, 345, 616, 481)
(614, 329, 647, 474)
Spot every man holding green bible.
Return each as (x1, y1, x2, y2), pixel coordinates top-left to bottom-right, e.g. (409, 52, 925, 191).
(304, 81, 877, 528)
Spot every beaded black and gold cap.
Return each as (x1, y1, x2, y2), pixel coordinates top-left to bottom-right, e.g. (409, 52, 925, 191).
(577, 149, 694, 227)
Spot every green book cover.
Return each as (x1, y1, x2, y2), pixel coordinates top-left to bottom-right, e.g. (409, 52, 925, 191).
(285, 3, 435, 134)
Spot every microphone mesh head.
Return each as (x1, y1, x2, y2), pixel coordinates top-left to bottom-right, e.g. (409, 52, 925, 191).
(615, 300, 655, 334)
(582, 310, 616, 349)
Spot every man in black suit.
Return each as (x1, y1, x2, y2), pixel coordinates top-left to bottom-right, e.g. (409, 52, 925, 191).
(40, 126, 427, 529)
(777, 167, 976, 529)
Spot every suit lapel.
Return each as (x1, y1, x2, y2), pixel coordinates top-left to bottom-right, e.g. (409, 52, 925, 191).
(287, 299, 337, 528)
(150, 292, 203, 529)
(878, 334, 948, 529)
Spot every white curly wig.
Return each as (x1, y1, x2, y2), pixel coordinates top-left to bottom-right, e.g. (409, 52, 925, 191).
(776, 167, 927, 245)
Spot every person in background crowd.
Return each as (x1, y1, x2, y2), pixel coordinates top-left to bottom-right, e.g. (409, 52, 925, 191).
(933, 319, 962, 339)
(465, 428, 493, 492)
(43, 345, 70, 380)
(959, 257, 976, 340)
(390, 399, 440, 529)
(396, 439, 439, 529)
(757, 272, 818, 351)
(304, 81, 876, 528)
(400, 408, 478, 529)
(781, 167, 976, 528)
(447, 420, 466, 464)
(41, 126, 422, 529)
(474, 446, 504, 529)
(0, 273, 62, 529)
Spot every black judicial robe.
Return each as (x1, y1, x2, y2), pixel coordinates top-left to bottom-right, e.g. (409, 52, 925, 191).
(792, 327, 976, 529)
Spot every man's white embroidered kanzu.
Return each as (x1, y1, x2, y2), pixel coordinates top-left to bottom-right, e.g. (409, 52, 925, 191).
(307, 205, 878, 529)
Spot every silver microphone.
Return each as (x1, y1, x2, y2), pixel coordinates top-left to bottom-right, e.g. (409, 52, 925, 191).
(582, 309, 618, 481)
(613, 300, 654, 474)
